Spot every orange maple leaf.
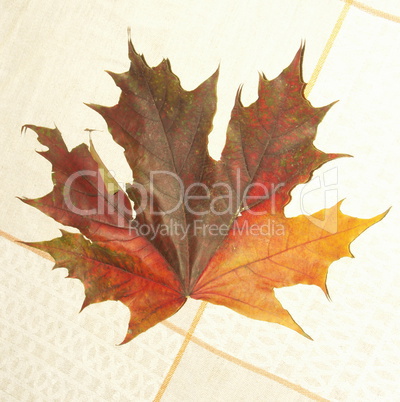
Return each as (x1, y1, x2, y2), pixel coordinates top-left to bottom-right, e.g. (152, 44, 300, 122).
(22, 40, 386, 343)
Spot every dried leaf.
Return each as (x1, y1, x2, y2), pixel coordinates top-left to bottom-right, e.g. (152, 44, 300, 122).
(22, 40, 386, 342)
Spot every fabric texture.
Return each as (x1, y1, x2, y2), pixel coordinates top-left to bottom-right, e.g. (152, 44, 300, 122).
(1, 0, 399, 400)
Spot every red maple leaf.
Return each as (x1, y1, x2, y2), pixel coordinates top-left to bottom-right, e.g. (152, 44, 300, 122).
(22, 40, 386, 343)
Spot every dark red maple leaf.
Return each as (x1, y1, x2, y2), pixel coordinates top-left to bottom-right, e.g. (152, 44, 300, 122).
(21, 40, 385, 343)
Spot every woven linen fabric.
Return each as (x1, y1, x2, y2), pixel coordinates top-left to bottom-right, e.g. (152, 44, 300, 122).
(1, 0, 399, 400)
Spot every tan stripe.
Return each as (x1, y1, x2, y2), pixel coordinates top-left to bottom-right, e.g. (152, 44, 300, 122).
(0, 229, 54, 262)
(343, 0, 400, 23)
(0, 227, 325, 399)
(7, 2, 351, 398)
(0, 228, 324, 400)
(162, 320, 327, 402)
(304, 0, 353, 98)
(153, 301, 208, 402)
(155, 2, 354, 399)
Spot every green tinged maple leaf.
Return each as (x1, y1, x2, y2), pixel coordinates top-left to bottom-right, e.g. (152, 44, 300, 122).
(21, 40, 386, 343)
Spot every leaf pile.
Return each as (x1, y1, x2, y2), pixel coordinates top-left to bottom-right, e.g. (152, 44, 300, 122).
(22, 41, 385, 343)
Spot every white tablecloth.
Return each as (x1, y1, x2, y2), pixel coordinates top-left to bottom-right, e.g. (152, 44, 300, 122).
(1, 1, 399, 400)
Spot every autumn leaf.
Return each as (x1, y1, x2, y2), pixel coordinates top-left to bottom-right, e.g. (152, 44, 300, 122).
(21, 40, 386, 342)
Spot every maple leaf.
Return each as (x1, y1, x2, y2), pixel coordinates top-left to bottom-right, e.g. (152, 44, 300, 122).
(22, 40, 386, 343)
